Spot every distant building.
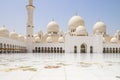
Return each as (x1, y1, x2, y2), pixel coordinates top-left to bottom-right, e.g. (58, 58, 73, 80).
(0, 0, 120, 53)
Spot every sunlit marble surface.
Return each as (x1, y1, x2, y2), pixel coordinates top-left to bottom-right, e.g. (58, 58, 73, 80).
(0, 53, 120, 80)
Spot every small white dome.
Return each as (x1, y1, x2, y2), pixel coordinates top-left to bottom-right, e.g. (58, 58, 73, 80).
(35, 37, 41, 43)
(111, 37, 117, 43)
(46, 36, 52, 43)
(47, 20, 59, 34)
(18, 34, 24, 41)
(93, 21, 106, 34)
(58, 37, 64, 43)
(33, 34, 39, 42)
(34, 34, 39, 37)
(114, 33, 117, 37)
(9, 31, 18, 39)
(76, 26, 88, 36)
(116, 30, 120, 33)
(68, 15, 84, 31)
(103, 37, 106, 42)
(0, 26, 9, 37)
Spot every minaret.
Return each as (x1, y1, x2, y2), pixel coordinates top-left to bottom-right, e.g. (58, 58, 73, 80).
(26, 0, 35, 53)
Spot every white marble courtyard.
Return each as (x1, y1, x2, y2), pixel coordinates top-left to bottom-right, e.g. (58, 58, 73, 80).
(0, 53, 120, 80)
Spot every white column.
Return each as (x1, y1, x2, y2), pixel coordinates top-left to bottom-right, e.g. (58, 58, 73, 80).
(26, 0, 35, 53)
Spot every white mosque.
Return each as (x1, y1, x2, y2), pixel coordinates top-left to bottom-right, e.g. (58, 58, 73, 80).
(0, 0, 120, 53)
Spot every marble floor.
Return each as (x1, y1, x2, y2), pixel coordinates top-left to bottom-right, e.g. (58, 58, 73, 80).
(0, 53, 120, 80)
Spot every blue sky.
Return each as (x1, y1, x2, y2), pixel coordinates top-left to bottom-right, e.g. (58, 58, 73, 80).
(0, 0, 120, 35)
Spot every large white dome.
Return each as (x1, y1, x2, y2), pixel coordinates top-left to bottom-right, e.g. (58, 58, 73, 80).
(0, 26, 9, 37)
(9, 31, 18, 39)
(68, 15, 84, 31)
(75, 26, 88, 36)
(93, 21, 106, 34)
(47, 20, 59, 34)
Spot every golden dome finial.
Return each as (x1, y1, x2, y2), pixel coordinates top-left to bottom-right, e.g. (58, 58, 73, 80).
(29, 0, 33, 5)
(3, 25, 5, 27)
(98, 18, 101, 22)
(13, 29, 16, 32)
(51, 18, 54, 21)
(75, 11, 78, 16)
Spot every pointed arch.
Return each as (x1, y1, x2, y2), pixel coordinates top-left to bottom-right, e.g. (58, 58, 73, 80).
(0, 43, 2, 53)
(113, 48, 115, 53)
(110, 48, 112, 53)
(116, 48, 118, 53)
(119, 48, 120, 53)
(103, 48, 105, 53)
(80, 43, 87, 53)
(90, 46, 93, 53)
(74, 46, 77, 53)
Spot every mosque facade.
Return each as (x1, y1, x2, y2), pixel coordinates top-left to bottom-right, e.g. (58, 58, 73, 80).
(0, 0, 120, 53)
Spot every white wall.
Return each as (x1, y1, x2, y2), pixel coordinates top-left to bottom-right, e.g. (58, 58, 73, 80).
(0, 37, 26, 47)
(65, 34, 103, 53)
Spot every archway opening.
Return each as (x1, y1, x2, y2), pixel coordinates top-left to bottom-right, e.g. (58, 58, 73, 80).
(60, 47, 62, 53)
(0, 43, 2, 53)
(38, 47, 40, 53)
(80, 44, 87, 53)
(74, 46, 77, 53)
(103, 48, 105, 53)
(116, 48, 118, 53)
(110, 48, 112, 53)
(57, 47, 59, 53)
(113, 48, 115, 53)
(90, 46, 93, 53)
(119, 48, 120, 53)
